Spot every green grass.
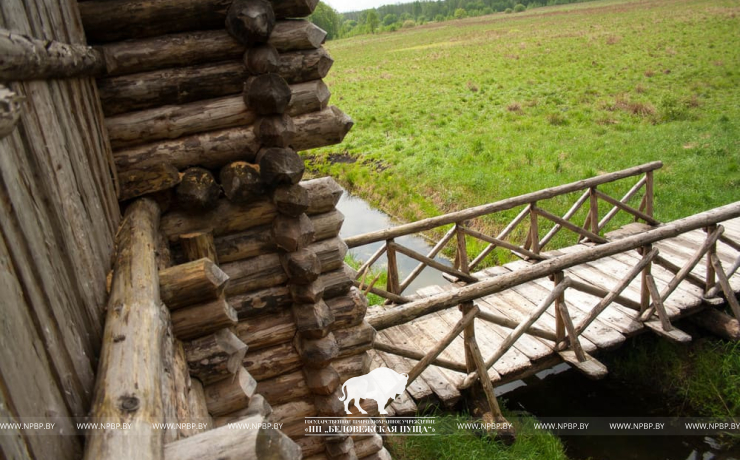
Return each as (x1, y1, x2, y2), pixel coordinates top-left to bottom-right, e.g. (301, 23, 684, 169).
(608, 336, 740, 419)
(308, 0, 740, 242)
(387, 410, 569, 460)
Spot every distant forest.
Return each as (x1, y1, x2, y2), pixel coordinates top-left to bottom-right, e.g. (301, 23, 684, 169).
(309, 0, 593, 39)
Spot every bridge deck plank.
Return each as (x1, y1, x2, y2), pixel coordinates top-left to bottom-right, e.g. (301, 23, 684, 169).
(376, 329, 437, 403)
(390, 322, 463, 407)
(368, 350, 418, 416)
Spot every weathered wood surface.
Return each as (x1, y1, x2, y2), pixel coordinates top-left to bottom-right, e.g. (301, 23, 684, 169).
(164, 414, 301, 460)
(371, 215, 740, 409)
(99, 21, 326, 77)
(80, 0, 319, 43)
(114, 106, 353, 172)
(161, 177, 343, 242)
(118, 163, 181, 201)
(0, 28, 104, 81)
(0, 3, 119, 458)
(98, 50, 332, 116)
(159, 258, 230, 310)
(83, 199, 164, 460)
(106, 79, 329, 149)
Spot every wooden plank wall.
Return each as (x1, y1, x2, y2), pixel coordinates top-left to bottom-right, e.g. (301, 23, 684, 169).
(0, 1, 120, 459)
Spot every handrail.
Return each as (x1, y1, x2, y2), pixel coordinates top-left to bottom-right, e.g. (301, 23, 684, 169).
(368, 201, 740, 331)
(345, 161, 663, 248)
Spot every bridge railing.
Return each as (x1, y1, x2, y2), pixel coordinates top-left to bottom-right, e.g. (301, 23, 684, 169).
(346, 162, 662, 304)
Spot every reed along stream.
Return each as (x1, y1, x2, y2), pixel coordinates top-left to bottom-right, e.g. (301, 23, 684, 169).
(336, 189, 739, 460)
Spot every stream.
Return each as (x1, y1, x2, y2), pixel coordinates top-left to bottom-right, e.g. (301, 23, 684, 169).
(336, 188, 739, 460)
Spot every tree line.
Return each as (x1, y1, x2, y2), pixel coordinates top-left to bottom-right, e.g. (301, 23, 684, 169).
(309, 0, 592, 40)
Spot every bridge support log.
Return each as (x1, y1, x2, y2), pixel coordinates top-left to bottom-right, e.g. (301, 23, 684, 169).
(690, 308, 740, 341)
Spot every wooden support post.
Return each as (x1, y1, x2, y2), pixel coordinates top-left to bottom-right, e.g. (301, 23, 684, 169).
(553, 272, 566, 343)
(465, 333, 516, 443)
(83, 199, 164, 460)
(706, 224, 718, 294)
(461, 302, 476, 374)
(709, 254, 740, 320)
(641, 244, 653, 314)
(645, 171, 654, 219)
(529, 204, 540, 255)
(706, 255, 740, 299)
(386, 239, 400, 296)
(589, 187, 599, 236)
(456, 223, 470, 274)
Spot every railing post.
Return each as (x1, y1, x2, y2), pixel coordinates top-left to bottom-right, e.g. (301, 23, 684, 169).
(640, 244, 653, 314)
(645, 171, 654, 219)
(530, 204, 540, 255)
(706, 224, 717, 294)
(455, 223, 470, 275)
(386, 239, 399, 295)
(460, 301, 476, 374)
(589, 187, 599, 237)
(553, 271, 565, 343)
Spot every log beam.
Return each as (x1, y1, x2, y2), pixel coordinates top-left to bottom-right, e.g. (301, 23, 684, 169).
(114, 106, 353, 173)
(83, 199, 164, 460)
(159, 258, 229, 310)
(0, 28, 104, 81)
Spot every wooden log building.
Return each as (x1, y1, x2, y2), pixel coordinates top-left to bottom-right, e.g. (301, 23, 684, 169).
(0, 0, 389, 459)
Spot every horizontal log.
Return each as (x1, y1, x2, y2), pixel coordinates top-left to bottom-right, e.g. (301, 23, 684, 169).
(222, 237, 348, 296)
(345, 162, 664, 248)
(226, 0, 275, 47)
(296, 333, 339, 367)
(368, 202, 740, 330)
(99, 21, 325, 77)
(228, 266, 353, 319)
(244, 341, 302, 381)
(159, 258, 229, 310)
(204, 367, 257, 416)
(118, 163, 181, 201)
(83, 199, 163, 460)
(171, 297, 238, 340)
(114, 106, 353, 173)
(214, 393, 272, 428)
(99, 49, 332, 116)
(164, 414, 301, 460)
(0, 28, 104, 81)
(107, 80, 330, 149)
(334, 321, 376, 358)
(374, 341, 467, 373)
(184, 329, 248, 385)
(237, 309, 296, 351)
(99, 61, 244, 117)
(305, 365, 340, 395)
(80, 0, 319, 43)
(255, 370, 310, 406)
(180, 232, 218, 264)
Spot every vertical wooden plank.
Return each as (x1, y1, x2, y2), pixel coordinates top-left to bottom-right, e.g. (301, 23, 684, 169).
(589, 187, 599, 236)
(641, 244, 652, 314)
(0, 225, 82, 460)
(706, 225, 717, 293)
(553, 271, 565, 343)
(455, 224, 469, 275)
(529, 205, 540, 255)
(645, 171, 654, 219)
(386, 239, 399, 295)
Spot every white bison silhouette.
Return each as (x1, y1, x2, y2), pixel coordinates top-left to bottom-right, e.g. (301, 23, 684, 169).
(338, 367, 409, 415)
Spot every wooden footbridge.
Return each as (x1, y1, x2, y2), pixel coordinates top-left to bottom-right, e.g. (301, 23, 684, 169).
(345, 162, 740, 420)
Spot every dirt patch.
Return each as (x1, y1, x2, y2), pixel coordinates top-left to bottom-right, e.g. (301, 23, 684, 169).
(328, 153, 357, 164)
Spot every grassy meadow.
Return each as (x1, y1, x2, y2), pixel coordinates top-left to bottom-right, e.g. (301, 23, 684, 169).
(308, 0, 739, 235)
